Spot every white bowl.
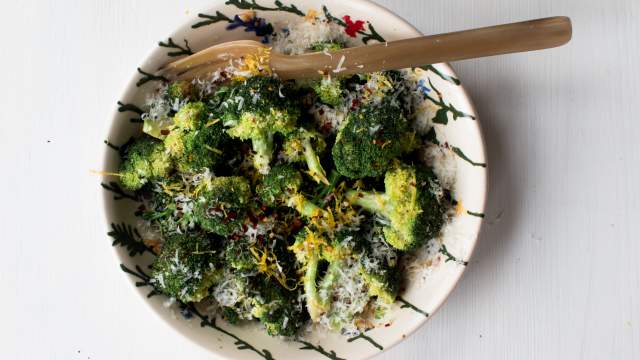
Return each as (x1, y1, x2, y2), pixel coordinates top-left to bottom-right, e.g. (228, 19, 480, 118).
(101, 1, 487, 359)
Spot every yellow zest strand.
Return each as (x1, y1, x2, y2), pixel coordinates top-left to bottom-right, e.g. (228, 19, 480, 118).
(90, 169, 121, 177)
(204, 118, 220, 127)
(250, 246, 297, 290)
(204, 144, 223, 154)
(305, 9, 319, 22)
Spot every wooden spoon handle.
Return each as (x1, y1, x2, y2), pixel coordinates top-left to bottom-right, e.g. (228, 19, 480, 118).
(274, 16, 572, 79)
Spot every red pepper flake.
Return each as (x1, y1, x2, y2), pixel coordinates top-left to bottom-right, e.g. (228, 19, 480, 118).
(351, 98, 360, 109)
(291, 218, 303, 232)
(342, 15, 365, 37)
(248, 213, 258, 225)
(384, 323, 391, 327)
(227, 211, 238, 221)
(160, 129, 170, 136)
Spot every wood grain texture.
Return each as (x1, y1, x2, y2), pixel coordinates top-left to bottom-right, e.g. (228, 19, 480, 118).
(0, 0, 638, 359)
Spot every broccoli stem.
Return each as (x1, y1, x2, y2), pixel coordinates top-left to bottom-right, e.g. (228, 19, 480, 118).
(304, 251, 324, 321)
(318, 261, 341, 310)
(252, 134, 274, 174)
(288, 194, 325, 218)
(301, 137, 329, 185)
(346, 190, 390, 215)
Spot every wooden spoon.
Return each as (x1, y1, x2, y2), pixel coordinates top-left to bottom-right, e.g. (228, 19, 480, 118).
(161, 16, 571, 81)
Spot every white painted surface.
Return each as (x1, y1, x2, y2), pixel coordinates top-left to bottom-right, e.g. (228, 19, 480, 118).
(0, 0, 638, 359)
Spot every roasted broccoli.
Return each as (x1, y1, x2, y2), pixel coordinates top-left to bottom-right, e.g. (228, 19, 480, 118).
(282, 128, 329, 184)
(256, 164, 325, 218)
(141, 177, 196, 235)
(221, 76, 300, 174)
(213, 269, 305, 336)
(332, 98, 416, 178)
(193, 176, 252, 235)
(357, 226, 401, 304)
(112, 48, 456, 337)
(250, 276, 305, 337)
(176, 121, 229, 173)
(163, 102, 207, 157)
(224, 237, 257, 272)
(290, 228, 357, 323)
(167, 80, 194, 101)
(309, 41, 346, 52)
(312, 77, 344, 107)
(290, 228, 328, 321)
(346, 164, 448, 250)
(118, 136, 172, 190)
(150, 233, 223, 302)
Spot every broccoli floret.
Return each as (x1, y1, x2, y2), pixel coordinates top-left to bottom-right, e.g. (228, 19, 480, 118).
(150, 233, 222, 302)
(167, 80, 194, 101)
(309, 41, 346, 52)
(118, 136, 173, 190)
(312, 77, 344, 107)
(250, 276, 305, 337)
(290, 229, 327, 321)
(332, 99, 416, 178)
(214, 269, 304, 336)
(193, 176, 251, 235)
(282, 128, 329, 184)
(161, 100, 230, 172)
(164, 102, 208, 158)
(221, 76, 300, 174)
(346, 164, 449, 250)
(307, 42, 347, 107)
(221, 306, 241, 324)
(357, 226, 401, 303)
(256, 164, 302, 205)
(175, 120, 229, 173)
(290, 229, 357, 322)
(174, 102, 206, 131)
(360, 267, 400, 304)
(256, 164, 325, 218)
(224, 238, 256, 272)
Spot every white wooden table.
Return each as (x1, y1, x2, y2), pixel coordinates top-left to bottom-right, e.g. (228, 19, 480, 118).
(1, 0, 639, 359)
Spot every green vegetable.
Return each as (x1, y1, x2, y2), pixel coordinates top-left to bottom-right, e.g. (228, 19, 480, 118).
(150, 233, 222, 302)
(118, 136, 172, 190)
(221, 76, 300, 174)
(312, 77, 344, 107)
(251, 276, 305, 337)
(164, 102, 208, 158)
(256, 164, 324, 218)
(224, 237, 257, 272)
(290, 229, 356, 323)
(291, 229, 328, 321)
(174, 119, 229, 173)
(332, 99, 416, 178)
(357, 227, 401, 303)
(282, 128, 329, 184)
(346, 164, 448, 250)
(167, 80, 194, 101)
(193, 176, 252, 236)
(309, 41, 346, 52)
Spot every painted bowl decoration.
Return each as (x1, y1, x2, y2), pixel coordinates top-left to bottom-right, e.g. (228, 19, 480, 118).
(100, 0, 487, 359)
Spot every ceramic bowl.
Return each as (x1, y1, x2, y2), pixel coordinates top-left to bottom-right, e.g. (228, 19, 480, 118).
(101, 0, 487, 358)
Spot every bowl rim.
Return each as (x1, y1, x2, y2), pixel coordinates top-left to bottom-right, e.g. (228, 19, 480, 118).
(100, 0, 488, 358)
